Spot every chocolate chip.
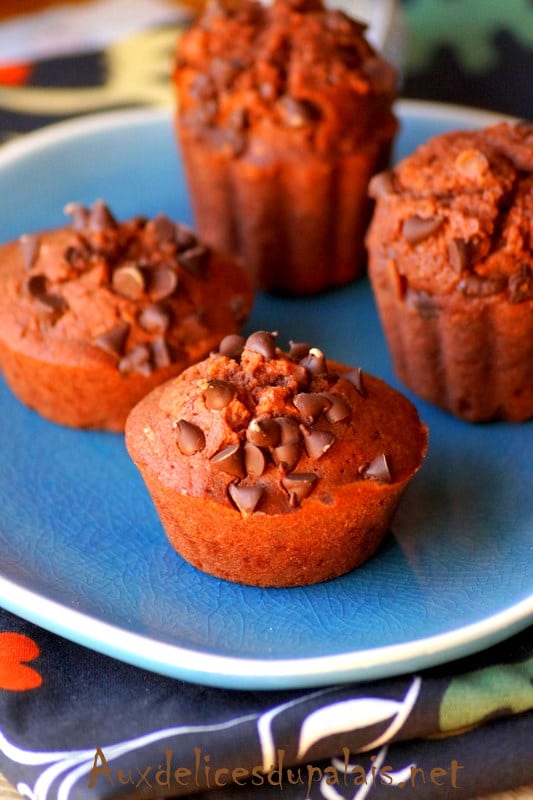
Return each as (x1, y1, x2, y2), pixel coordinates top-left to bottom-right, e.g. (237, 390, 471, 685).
(361, 453, 391, 483)
(448, 237, 470, 272)
(26, 273, 47, 298)
(281, 472, 318, 506)
(64, 202, 89, 231)
(152, 214, 176, 242)
(112, 264, 145, 300)
(288, 341, 311, 360)
(276, 95, 318, 127)
(138, 304, 170, 333)
(228, 483, 264, 518)
(218, 333, 245, 359)
(37, 292, 68, 313)
(246, 417, 280, 448)
(89, 200, 117, 232)
(210, 442, 245, 477)
(402, 215, 443, 246)
(64, 245, 88, 271)
(148, 267, 178, 301)
(178, 245, 209, 277)
(272, 441, 301, 473)
(118, 343, 152, 376)
(19, 233, 40, 269)
(204, 379, 236, 410)
(368, 171, 394, 200)
(245, 330, 277, 359)
(175, 225, 198, 251)
(322, 393, 351, 423)
(341, 367, 366, 396)
(292, 364, 311, 387)
(275, 416, 301, 444)
(176, 419, 206, 455)
(457, 274, 506, 298)
(293, 392, 330, 423)
(26, 274, 68, 313)
(93, 321, 130, 358)
(301, 427, 335, 460)
(151, 337, 172, 369)
(508, 265, 533, 303)
(300, 347, 327, 376)
(244, 442, 267, 477)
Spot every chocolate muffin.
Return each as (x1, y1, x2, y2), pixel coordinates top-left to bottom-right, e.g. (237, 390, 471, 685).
(366, 121, 533, 423)
(125, 331, 428, 587)
(0, 201, 252, 431)
(173, 0, 398, 295)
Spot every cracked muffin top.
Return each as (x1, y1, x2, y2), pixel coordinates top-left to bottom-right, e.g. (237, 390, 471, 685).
(174, 0, 397, 156)
(126, 330, 428, 517)
(0, 200, 252, 374)
(367, 121, 533, 302)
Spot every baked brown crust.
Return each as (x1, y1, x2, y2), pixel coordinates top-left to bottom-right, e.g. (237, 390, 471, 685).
(174, 0, 397, 295)
(0, 202, 252, 430)
(125, 331, 428, 586)
(366, 122, 533, 422)
(175, 0, 397, 156)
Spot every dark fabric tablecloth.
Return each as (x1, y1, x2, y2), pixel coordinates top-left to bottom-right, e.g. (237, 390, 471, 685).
(1, 609, 532, 800)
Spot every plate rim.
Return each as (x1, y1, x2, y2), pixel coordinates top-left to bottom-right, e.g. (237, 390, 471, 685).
(0, 574, 531, 689)
(0, 98, 530, 690)
(0, 98, 514, 169)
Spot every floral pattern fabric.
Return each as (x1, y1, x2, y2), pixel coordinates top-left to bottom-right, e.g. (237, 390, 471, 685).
(0, 609, 532, 800)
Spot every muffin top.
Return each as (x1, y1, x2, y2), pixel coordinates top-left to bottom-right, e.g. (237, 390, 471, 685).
(126, 331, 428, 517)
(367, 121, 533, 302)
(175, 0, 397, 156)
(0, 200, 251, 374)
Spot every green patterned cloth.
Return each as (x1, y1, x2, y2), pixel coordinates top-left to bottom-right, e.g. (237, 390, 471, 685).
(400, 0, 533, 117)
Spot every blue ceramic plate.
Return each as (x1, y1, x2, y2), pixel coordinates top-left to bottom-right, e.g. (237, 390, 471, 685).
(0, 101, 531, 690)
